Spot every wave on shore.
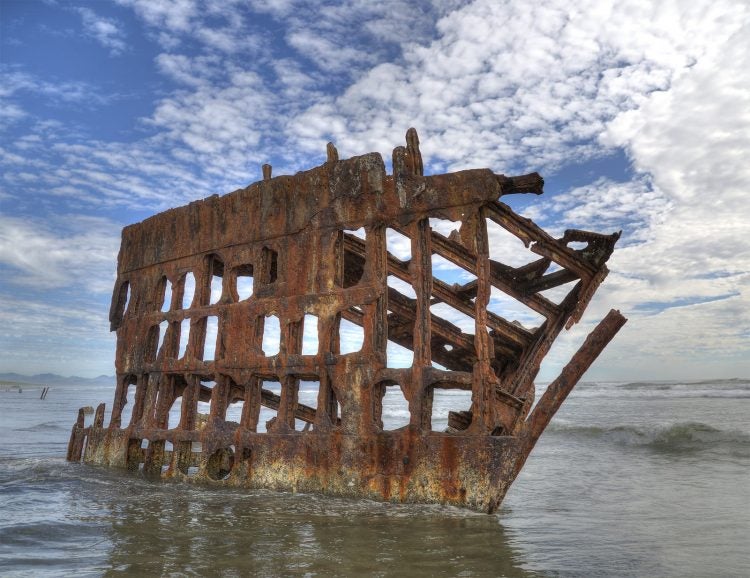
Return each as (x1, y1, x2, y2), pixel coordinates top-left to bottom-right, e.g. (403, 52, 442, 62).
(548, 421, 750, 454)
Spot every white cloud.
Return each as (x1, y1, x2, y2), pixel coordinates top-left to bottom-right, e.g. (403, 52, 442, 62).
(146, 70, 272, 163)
(0, 292, 111, 339)
(0, 111, 254, 214)
(76, 7, 127, 55)
(551, 281, 750, 382)
(538, 6, 749, 347)
(286, 30, 377, 74)
(117, 0, 262, 53)
(0, 69, 113, 130)
(0, 215, 119, 291)
(527, 176, 673, 244)
(287, 0, 747, 175)
(0, 102, 26, 129)
(116, 0, 197, 35)
(589, 15, 750, 378)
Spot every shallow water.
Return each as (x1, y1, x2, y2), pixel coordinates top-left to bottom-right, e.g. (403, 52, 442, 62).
(1, 380, 748, 576)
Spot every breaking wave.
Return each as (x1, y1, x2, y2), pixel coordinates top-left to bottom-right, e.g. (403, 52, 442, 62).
(15, 422, 67, 432)
(618, 379, 749, 391)
(560, 380, 750, 399)
(548, 421, 750, 454)
(618, 382, 674, 390)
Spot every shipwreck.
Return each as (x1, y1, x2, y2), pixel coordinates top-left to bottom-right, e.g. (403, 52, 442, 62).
(67, 129, 625, 513)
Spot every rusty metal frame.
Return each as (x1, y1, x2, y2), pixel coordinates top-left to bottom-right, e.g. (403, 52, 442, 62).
(68, 129, 625, 513)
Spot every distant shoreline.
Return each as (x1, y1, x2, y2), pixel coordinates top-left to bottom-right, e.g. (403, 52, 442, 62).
(1, 380, 45, 388)
(0, 373, 115, 387)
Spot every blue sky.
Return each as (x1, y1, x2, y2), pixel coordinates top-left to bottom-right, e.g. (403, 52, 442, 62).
(1, 0, 748, 381)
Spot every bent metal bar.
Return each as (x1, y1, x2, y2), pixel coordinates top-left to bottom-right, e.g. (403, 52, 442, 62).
(67, 129, 626, 513)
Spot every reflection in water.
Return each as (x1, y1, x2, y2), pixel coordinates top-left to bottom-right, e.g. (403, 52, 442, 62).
(99, 474, 535, 577)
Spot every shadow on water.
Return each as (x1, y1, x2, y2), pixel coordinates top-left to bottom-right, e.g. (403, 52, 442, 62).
(96, 472, 537, 577)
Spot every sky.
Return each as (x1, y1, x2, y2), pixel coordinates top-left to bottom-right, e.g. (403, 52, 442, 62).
(0, 0, 748, 381)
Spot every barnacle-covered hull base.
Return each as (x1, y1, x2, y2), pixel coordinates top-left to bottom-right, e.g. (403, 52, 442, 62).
(68, 130, 626, 513)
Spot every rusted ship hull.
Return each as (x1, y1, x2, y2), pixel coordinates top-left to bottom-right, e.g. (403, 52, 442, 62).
(68, 129, 625, 513)
(71, 426, 523, 511)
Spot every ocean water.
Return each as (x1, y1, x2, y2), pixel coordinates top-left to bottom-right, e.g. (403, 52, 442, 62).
(1, 379, 748, 577)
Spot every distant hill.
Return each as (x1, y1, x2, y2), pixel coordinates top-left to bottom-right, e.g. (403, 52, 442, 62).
(0, 373, 115, 387)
